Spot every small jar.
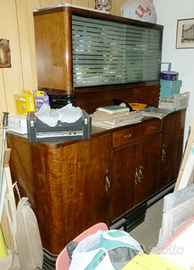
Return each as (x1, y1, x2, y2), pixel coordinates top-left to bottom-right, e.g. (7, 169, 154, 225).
(95, 0, 112, 13)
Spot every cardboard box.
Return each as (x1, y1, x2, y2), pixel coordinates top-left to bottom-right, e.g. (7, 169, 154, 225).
(160, 79, 182, 98)
(8, 115, 27, 134)
(34, 90, 50, 111)
(122, 253, 183, 270)
(15, 89, 35, 116)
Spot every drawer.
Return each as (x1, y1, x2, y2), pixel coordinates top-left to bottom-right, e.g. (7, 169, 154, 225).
(112, 119, 162, 148)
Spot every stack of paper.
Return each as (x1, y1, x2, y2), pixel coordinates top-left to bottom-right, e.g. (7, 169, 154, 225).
(139, 108, 174, 119)
(91, 105, 143, 129)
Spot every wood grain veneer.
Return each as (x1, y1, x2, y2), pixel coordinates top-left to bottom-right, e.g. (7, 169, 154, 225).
(7, 132, 111, 254)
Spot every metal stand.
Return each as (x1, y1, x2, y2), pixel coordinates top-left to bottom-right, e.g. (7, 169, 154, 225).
(0, 112, 9, 206)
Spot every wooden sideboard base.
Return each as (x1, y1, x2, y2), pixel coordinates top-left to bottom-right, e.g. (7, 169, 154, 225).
(7, 110, 185, 255)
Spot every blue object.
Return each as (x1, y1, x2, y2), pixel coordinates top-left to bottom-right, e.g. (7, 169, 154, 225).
(160, 79, 182, 98)
(160, 62, 179, 81)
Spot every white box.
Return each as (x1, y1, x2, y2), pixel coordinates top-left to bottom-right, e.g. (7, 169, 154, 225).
(8, 116, 27, 134)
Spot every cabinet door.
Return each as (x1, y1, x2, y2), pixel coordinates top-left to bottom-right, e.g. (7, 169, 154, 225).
(135, 132, 162, 204)
(7, 132, 112, 254)
(159, 110, 186, 189)
(110, 119, 162, 222)
(59, 134, 112, 249)
(111, 142, 139, 221)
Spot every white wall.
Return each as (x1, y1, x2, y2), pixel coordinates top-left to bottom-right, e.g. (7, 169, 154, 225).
(154, 0, 194, 145)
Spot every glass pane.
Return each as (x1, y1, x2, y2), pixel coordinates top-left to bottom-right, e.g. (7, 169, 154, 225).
(72, 15, 162, 88)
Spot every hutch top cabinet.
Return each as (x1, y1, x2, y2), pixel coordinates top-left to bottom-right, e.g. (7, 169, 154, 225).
(33, 5, 163, 113)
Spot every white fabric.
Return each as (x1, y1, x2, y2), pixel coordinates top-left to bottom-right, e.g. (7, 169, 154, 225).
(0, 248, 20, 270)
(16, 197, 43, 270)
(35, 103, 83, 127)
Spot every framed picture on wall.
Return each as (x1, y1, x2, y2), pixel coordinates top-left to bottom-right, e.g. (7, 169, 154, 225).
(176, 18, 194, 49)
(0, 38, 11, 67)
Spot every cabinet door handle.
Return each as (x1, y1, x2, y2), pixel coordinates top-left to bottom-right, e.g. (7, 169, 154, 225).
(139, 169, 143, 183)
(162, 149, 166, 161)
(124, 134, 132, 138)
(139, 166, 145, 183)
(135, 170, 139, 185)
(148, 126, 155, 130)
(105, 176, 110, 192)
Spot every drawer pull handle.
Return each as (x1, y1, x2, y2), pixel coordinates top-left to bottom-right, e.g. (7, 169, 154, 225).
(124, 134, 132, 138)
(148, 126, 155, 130)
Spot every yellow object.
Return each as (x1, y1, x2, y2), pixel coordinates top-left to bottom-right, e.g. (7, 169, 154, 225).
(122, 253, 185, 270)
(36, 90, 44, 96)
(129, 103, 147, 110)
(0, 226, 7, 257)
(15, 89, 35, 116)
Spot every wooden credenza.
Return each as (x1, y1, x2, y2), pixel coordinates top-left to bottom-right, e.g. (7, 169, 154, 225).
(7, 109, 186, 255)
(7, 5, 186, 258)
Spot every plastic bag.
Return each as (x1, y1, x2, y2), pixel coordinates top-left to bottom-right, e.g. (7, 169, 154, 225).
(121, 0, 157, 23)
(16, 197, 43, 270)
(69, 229, 143, 270)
